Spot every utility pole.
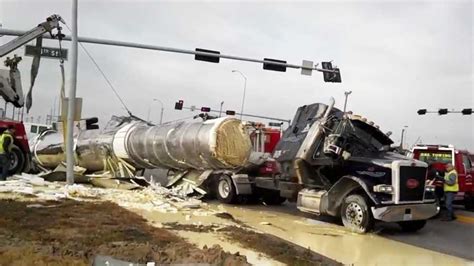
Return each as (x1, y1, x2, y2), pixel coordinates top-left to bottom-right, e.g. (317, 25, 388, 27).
(66, 0, 78, 185)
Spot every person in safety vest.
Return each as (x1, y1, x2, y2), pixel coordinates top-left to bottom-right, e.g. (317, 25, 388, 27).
(0, 125, 15, 181)
(442, 163, 459, 221)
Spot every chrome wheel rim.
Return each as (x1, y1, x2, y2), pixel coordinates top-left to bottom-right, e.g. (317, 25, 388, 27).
(218, 178, 231, 198)
(345, 202, 364, 226)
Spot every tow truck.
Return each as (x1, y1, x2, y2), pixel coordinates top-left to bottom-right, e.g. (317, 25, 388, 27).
(210, 98, 439, 233)
(0, 15, 65, 174)
(410, 144, 474, 210)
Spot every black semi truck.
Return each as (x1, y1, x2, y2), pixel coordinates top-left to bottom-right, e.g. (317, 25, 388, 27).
(213, 98, 439, 233)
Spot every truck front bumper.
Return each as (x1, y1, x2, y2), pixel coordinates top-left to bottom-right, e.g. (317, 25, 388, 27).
(371, 203, 439, 222)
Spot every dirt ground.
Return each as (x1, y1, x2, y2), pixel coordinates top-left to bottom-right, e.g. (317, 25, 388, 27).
(164, 218, 341, 266)
(0, 199, 248, 266)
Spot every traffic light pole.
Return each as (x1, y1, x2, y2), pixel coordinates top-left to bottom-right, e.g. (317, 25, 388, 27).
(417, 108, 473, 115)
(0, 28, 340, 76)
(181, 106, 291, 124)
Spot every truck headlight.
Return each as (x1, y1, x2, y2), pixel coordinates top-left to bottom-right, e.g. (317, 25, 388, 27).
(425, 185, 435, 193)
(373, 184, 393, 194)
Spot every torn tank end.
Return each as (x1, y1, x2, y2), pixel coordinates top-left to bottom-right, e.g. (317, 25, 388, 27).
(214, 118, 252, 168)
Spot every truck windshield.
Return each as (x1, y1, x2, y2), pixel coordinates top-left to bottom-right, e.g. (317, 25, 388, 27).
(345, 120, 392, 153)
(416, 150, 453, 164)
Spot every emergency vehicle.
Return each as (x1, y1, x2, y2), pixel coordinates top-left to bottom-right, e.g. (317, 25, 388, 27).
(411, 144, 474, 210)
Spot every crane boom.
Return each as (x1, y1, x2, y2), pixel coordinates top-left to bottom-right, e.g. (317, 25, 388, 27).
(0, 14, 64, 57)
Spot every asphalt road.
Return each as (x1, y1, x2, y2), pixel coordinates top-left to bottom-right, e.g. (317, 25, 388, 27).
(379, 206, 474, 261)
(231, 201, 474, 261)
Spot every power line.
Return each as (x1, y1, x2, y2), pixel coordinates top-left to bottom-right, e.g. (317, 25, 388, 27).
(64, 23, 133, 116)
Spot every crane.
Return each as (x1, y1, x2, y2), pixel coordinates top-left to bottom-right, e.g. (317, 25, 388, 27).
(0, 14, 64, 108)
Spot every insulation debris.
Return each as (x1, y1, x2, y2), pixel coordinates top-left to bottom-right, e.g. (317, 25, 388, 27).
(0, 173, 205, 213)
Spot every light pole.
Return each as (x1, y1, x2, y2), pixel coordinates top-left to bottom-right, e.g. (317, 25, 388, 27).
(147, 98, 164, 124)
(219, 101, 224, 117)
(343, 91, 352, 113)
(400, 125, 408, 150)
(232, 70, 247, 120)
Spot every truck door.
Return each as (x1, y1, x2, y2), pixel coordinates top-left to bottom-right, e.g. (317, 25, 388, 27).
(461, 153, 473, 193)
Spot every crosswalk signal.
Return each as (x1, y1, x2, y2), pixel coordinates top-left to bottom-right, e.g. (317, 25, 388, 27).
(438, 108, 448, 115)
(175, 100, 184, 110)
(462, 108, 473, 115)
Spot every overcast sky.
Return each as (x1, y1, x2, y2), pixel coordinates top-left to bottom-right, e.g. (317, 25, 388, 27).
(0, 0, 473, 150)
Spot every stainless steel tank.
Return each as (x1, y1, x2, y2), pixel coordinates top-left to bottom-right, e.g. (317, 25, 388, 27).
(31, 116, 252, 172)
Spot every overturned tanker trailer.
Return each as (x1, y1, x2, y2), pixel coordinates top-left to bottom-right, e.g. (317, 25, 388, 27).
(31, 98, 439, 233)
(31, 116, 252, 180)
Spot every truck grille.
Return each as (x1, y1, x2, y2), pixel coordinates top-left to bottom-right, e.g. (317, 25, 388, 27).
(399, 166, 426, 202)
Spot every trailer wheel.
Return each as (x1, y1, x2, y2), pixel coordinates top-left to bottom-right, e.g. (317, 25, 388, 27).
(341, 194, 374, 233)
(398, 220, 426, 232)
(8, 144, 25, 175)
(261, 189, 286, 205)
(216, 175, 237, 204)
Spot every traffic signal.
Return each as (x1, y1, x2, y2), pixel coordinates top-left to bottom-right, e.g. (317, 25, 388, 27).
(225, 110, 236, 115)
(195, 48, 220, 63)
(462, 108, 472, 115)
(175, 100, 184, 110)
(322, 62, 342, 83)
(263, 58, 287, 72)
(438, 108, 448, 115)
(417, 109, 427, 115)
(85, 117, 99, 130)
(201, 107, 211, 112)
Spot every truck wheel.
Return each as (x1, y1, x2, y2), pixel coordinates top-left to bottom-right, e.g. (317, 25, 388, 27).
(216, 175, 237, 204)
(341, 194, 374, 233)
(464, 195, 474, 211)
(8, 145, 25, 175)
(261, 189, 286, 205)
(398, 220, 426, 232)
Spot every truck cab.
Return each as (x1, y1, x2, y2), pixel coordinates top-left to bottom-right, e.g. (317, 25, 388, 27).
(212, 100, 439, 232)
(267, 101, 439, 232)
(411, 145, 474, 210)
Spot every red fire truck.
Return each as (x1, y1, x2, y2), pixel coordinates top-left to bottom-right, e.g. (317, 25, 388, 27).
(0, 15, 65, 175)
(411, 144, 474, 210)
(0, 119, 32, 175)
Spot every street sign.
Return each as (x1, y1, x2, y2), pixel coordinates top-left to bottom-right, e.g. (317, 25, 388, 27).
(269, 122, 283, 127)
(25, 45, 68, 60)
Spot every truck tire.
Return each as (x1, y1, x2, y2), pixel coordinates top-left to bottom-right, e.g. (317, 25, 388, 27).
(216, 175, 237, 204)
(261, 189, 286, 205)
(398, 220, 427, 232)
(464, 195, 474, 211)
(8, 144, 25, 175)
(341, 194, 374, 233)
